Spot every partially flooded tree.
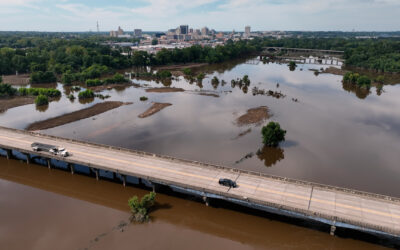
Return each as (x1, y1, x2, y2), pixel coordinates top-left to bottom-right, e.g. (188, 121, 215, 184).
(261, 122, 286, 147)
(288, 61, 297, 71)
(128, 192, 156, 223)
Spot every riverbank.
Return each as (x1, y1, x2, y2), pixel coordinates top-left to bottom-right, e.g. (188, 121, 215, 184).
(138, 103, 172, 118)
(26, 101, 130, 131)
(0, 96, 35, 112)
(145, 87, 185, 93)
(236, 106, 270, 126)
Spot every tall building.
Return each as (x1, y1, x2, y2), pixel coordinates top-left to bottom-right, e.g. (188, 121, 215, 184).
(201, 27, 209, 36)
(134, 29, 142, 37)
(179, 25, 189, 35)
(245, 26, 251, 36)
(110, 30, 117, 37)
(118, 26, 124, 36)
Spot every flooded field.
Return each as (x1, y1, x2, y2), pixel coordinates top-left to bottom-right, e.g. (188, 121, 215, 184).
(1, 58, 400, 249)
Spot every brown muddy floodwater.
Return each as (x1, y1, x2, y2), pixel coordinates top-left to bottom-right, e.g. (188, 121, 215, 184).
(1, 58, 400, 249)
(0, 158, 387, 250)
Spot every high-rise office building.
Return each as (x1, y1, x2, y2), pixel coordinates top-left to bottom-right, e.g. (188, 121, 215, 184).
(245, 26, 251, 36)
(134, 29, 142, 37)
(180, 25, 189, 35)
(118, 26, 124, 36)
(201, 27, 209, 36)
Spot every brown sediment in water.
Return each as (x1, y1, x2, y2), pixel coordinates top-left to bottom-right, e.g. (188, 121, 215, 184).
(26, 101, 130, 131)
(0, 96, 35, 112)
(2, 74, 30, 85)
(197, 92, 220, 98)
(322, 67, 348, 76)
(145, 87, 185, 93)
(154, 63, 208, 71)
(89, 83, 140, 92)
(236, 106, 270, 126)
(138, 103, 172, 118)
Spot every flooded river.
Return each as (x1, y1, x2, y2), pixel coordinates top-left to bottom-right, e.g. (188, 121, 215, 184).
(1, 58, 399, 249)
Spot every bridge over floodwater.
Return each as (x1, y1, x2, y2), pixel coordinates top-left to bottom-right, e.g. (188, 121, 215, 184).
(0, 126, 399, 241)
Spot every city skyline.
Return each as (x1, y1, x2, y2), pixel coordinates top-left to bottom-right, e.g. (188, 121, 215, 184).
(0, 0, 400, 32)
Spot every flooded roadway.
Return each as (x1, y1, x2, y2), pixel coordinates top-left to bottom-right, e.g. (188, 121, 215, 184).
(1, 58, 400, 248)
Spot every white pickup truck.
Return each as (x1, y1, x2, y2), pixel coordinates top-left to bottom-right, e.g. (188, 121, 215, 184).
(31, 142, 70, 157)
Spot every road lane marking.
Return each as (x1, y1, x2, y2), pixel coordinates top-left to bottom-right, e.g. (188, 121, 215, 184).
(0, 134, 399, 221)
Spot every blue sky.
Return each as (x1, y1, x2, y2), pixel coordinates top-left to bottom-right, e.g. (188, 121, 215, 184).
(0, 0, 399, 32)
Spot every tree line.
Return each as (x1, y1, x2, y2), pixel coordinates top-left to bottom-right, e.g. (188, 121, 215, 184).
(1, 33, 399, 83)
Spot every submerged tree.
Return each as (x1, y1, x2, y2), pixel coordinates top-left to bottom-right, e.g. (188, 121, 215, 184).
(261, 122, 286, 147)
(288, 61, 297, 71)
(128, 192, 156, 223)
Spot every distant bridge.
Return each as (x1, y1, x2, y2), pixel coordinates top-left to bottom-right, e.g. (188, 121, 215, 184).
(261, 47, 345, 56)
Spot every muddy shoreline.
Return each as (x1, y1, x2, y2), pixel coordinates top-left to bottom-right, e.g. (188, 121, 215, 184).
(0, 96, 35, 112)
(145, 87, 185, 93)
(26, 101, 130, 131)
(153, 63, 208, 71)
(138, 103, 172, 118)
(236, 106, 270, 126)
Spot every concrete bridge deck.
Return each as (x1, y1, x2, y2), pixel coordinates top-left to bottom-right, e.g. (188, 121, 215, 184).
(0, 126, 399, 239)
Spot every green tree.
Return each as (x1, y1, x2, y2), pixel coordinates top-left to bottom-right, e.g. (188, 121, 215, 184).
(0, 83, 17, 97)
(211, 76, 219, 89)
(128, 192, 156, 223)
(35, 95, 49, 106)
(78, 89, 94, 99)
(288, 61, 297, 71)
(152, 39, 158, 45)
(261, 122, 286, 147)
(356, 75, 371, 88)
(183, 68, 192, 76)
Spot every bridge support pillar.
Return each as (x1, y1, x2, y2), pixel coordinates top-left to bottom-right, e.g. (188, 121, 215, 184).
(25, 153, 31, 164)
(121, 174, 126, 187)
(5, 149, 12, 160)
(150, 182, 160, 193)
(203, 196, 210, 206)
(47, 159, 51, 169)
(330, 225, 336, 236)
(68, 163, 74, 175)
(92, 168, 99, 181)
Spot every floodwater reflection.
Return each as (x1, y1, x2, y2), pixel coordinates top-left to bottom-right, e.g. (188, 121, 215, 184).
(257, 146, 285, 167)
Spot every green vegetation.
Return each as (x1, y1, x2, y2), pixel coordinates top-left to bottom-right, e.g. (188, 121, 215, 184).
(196, 73, 205, 81)
(85, 73, 128, 87)
(343, 72, 371, 88)
(156, 70, 172, 79)
(78, 89, 94, 99)
(288, 61, 297, 71)
(67, 94, 75, 100)
(0, 83, 17, 97)
(183, 68, 192, 76)
(140, 96, 148, 101)
(231, 75, 251, 90)
(35, 95, 48, 106)
(261, 122, 286, 147)
(30, 71, 57, 84)
(128, 192, 156, 223)
(152, 39, 158, 45)
(375, 75, 385, 83)
(18, 87, 61, 97)
(243, 75, 250, 85)
(0, 75, 2, 83)
(211, 76, 219, 89)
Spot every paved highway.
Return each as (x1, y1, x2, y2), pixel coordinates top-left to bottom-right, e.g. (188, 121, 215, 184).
(0, 127, 399, 238)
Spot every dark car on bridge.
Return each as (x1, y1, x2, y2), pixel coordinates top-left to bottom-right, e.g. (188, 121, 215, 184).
(219, 178, 237, 188)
